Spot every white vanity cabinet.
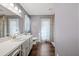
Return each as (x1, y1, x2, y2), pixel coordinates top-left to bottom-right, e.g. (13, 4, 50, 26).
(21, 39, 30, 56)
(29, 37, 33, 51)
(21, 36, 33, 56)
(0, 35, 34, 56)
(8, 46, 21, 56)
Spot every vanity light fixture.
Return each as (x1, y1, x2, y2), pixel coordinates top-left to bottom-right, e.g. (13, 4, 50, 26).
(10, 3, 14, 7)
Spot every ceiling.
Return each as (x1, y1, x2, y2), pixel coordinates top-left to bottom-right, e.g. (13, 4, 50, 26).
(20, 3, 55, 15)
(0, 5, 17, 16)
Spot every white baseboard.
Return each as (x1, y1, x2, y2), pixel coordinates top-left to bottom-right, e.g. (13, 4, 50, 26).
(51, 42, 59, 56)
(51, 42, 55, 47)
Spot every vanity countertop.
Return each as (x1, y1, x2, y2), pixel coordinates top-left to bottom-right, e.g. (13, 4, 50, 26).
(0, 35, 32, 56)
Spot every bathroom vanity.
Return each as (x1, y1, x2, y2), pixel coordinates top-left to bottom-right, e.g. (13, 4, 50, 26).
(0, 34, 33, 56)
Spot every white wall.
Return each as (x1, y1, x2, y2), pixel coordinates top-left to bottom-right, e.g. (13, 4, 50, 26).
(54, 4, 78, 56)
(31, 15, 41, 38)
(77, 4, 79, 55)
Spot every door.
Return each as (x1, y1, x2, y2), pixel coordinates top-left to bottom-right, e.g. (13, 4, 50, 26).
(40, 18, 50, 42)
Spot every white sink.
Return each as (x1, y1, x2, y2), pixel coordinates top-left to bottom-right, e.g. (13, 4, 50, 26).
(9, 34, 32, 42)
(0, 37, 11, 43)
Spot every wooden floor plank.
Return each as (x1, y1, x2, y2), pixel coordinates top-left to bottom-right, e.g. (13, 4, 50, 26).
(29, 41, 55, 56)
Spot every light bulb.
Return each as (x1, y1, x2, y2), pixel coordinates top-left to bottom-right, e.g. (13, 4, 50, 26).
(19, 9, 22, 13)
(15, 6, 18, 11)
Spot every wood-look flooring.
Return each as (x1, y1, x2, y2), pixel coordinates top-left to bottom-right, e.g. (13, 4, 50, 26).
(29, 41, 55, 56)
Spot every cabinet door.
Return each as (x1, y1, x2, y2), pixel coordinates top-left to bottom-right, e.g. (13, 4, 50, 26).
(22, 39, 29, 56)
(22, 47, 29, 56)
(25, 47, 30, 56)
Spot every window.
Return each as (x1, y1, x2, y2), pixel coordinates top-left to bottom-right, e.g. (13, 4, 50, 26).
(24, 15, 31, 33)
(8, 18, 19, 36)
(41, 18, 50, 41)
